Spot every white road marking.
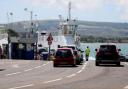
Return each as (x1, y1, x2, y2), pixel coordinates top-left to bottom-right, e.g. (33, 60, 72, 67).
(43, 78, 63, 84)
(42, 64, 47, 66)
(5, 72, 21, 76)
(9, 84, 34, 89)
(12, 64, 19, 68)
(123, 64, 128, 88)
(67, 62, 88, 78)
(6, 62, 88, 89)
(66, 74, 76, 78)
(24, 68, 33, 72)
(5, 62, 50, 76)
(124, 85, 128, 89)
(77, 70, 82, 74)
(34, 66, 42, 68)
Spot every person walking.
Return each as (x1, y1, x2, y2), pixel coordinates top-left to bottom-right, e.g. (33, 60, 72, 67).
(85, 46, 90, 61)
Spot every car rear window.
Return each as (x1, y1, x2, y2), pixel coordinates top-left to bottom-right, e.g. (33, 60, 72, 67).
(61, 46, 76, 50)
(99, 45, 116, 52)
(39, 49, 47, 53)
(55, 50, 73, 58)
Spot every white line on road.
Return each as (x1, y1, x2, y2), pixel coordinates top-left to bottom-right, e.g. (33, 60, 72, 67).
(66, 62, 88, 78)
(43, 78, 63, 84)
(9, 84, 34, 89)
(34, 66, 42, 68)
(66, 74, 76, 78)
(124, 85, 128, 89)
(24, 68, 33, 72)
(12, 64, 19, 68)
(5, 62, 50, 76)
(77, 70, 82, 74)
(5, 72, 21, 76)
(7, 62, 88, 89)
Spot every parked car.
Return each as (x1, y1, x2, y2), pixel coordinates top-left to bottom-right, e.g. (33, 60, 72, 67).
(73, 50, 81, 65)
(119, 52, 126, 62)
(74, 50, 84, 64)
(39, 48, 48, 60)
(125, 54, 128, 62)
(60, 45, 77, 50)
(95, 44, 121, 66)
(50, 49, 56, 56)
(60, 45, 84, 64)
(78, 49, 84, 63)
(53, 48, 76, 67)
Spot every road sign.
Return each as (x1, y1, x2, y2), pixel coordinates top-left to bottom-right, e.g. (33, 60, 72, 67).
(47, 33, 53, 41)
(48, 41, 52, 45)
(47, 33, 53, 45)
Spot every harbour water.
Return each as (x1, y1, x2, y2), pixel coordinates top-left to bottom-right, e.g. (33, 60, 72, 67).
(81, 43, 128, 58)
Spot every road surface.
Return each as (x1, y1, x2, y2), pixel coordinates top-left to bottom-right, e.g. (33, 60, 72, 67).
(0, 59, 128, 89)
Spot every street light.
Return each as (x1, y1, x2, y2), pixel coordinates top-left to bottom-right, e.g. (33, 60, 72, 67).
(24, 8, 34, 33)
(7, 12, 13, 59)
(34, 14, 39, 60)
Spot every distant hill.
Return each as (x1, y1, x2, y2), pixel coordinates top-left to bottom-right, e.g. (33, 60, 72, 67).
(6, 20, 128, 38)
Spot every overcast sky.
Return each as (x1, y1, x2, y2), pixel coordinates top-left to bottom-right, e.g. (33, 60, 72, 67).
(0, 0, 128, 23)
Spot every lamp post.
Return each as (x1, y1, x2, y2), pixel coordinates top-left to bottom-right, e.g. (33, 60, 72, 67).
(35, 14, 39, 60)
(24, 8, 34, 33)
(7, 12, 13, 59)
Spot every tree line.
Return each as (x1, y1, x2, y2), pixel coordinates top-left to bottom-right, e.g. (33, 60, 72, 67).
(80, 36, 128, 43)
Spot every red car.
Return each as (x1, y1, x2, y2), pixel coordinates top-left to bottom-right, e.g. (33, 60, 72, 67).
(53, 48, 76, 67)
(95, 45, 121, 66)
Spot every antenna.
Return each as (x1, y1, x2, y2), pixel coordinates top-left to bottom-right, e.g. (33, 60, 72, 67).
(68, 1, 71, 21)
(58, 15, 63, 35)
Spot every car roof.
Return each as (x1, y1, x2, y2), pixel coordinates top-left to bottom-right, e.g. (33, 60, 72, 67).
(57, 48, 73, 50)
(61, 45, 76, 46)
(100, 44, 116, 46)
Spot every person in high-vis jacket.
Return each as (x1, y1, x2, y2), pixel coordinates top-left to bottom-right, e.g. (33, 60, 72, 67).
(85, 46, 90, 61)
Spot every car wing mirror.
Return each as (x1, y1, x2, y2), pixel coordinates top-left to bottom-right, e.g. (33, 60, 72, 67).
(118, 49, 121, 51)
(74, 51, 77, 55)
(81, 51, 84, 53)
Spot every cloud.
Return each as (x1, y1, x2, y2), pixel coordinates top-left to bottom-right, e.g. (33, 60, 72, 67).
(112, 0, 128, 21)
(24, 0, 105, 11)
(24, 0, 128, 21)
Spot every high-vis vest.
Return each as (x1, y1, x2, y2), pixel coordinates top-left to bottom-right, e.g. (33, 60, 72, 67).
(85, 48, 90, 56)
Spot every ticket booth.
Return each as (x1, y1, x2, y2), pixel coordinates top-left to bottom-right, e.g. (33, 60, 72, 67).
(10, 32, 37, 59)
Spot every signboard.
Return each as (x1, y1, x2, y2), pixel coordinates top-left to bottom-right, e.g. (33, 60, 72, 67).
(47, 33, 53, 45)
(48, 41, 52, 45)
(47, 33, 53, 41)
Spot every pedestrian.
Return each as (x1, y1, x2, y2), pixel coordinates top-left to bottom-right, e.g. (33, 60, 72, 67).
(85, 46, 90, 61)
(0, 46, 2, 59)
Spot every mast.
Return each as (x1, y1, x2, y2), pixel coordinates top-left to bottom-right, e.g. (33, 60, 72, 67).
(68, 1, 71, 21)
(58, 15, 63, 35)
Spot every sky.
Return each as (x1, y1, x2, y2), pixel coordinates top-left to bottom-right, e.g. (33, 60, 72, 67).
(0, 0, 128, 23)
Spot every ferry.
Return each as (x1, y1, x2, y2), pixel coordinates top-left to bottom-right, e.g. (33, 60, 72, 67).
(37, 2, 81, 51)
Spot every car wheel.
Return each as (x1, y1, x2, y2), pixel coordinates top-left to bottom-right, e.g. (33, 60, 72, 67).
(77, 61, 81, 65)
(72, 64, 76, 67)
(116, 62, 120, 66)
(53, 64, 58, 67)
(96, 62, 99, 66)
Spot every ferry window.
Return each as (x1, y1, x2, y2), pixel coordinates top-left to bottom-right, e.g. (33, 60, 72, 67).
(41, 33, 46, 35)
(38, 44, 42, 47)
(21, 33, 26, 38)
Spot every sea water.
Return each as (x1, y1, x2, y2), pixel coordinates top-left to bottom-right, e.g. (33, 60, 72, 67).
(81, 43, 128, 60)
